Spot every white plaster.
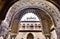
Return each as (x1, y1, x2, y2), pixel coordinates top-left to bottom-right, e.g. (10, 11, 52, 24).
(21, 13, 40, 21)
(51, 30, 57, 39)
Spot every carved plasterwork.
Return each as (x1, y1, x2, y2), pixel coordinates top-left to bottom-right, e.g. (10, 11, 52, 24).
(1, 0, 60, 38)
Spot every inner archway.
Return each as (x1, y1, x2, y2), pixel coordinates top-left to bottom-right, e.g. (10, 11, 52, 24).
(27, 33, 34, 39)
(5, 8, 54, 39)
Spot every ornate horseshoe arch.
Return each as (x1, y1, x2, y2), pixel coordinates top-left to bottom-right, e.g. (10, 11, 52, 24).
(1, 0, 60, 39)
(10, 8, 53, 34)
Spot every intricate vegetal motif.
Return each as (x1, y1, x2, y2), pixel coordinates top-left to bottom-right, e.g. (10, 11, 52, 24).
(10, 19, 19, 34)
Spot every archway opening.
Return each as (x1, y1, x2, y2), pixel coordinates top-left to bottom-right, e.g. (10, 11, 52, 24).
(7, 8, 56, 39)
(27, 33, 34, 39)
